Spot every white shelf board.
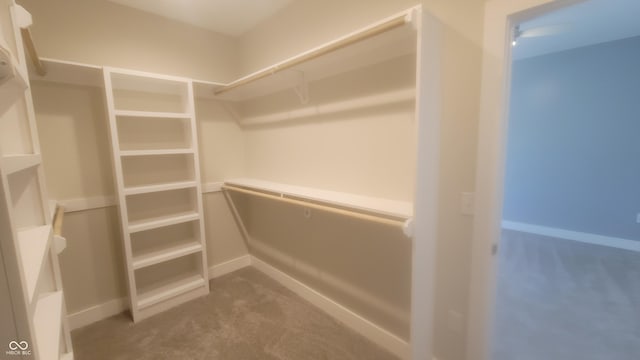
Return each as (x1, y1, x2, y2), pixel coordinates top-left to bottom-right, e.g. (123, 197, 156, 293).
(128, 211, 200, 233)
(33, 291, 63, 360)
(2, 154, 41, 175)
(114, 110, 192, 119)
(120, 149, 193, 157)
(124, 181, 198, 196)
(137, 273, 205, 309)
(28, 58, 102, 87)
(210, 7, 418, 101)
(132, 241, 202, 270)
(17, 225, 52, 303)
(225, 178, 413, 219)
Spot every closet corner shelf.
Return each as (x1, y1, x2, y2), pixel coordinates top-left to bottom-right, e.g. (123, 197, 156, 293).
(224, 178, 413, 219)
(33, 291, 63, 360)
(2, 154, 41, 175)
(124, 181, 198, 196)
(120, 149, 194, 157)
(17, 225, 52, 303)
(128, 211, 200, 233)
(137, 273, 205, 310)
(132, 242, 202, 270)
(114, 110, 192, 119)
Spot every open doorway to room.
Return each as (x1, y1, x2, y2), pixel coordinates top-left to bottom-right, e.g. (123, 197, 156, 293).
(492, 0, 640, 359)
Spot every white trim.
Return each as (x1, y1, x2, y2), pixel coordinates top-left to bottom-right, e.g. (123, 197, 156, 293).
(202, 181, 223, 194)
(251, 256, 409, 360)
(58, 196, 117, 213)
(67, 297, 127, 330)
(67, 255, 252, 329)
(501, 221, 640, 252)
(207, 255, 252, 278)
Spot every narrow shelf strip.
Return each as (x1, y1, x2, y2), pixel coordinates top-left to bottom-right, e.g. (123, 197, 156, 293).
(124, 181, 198, 196)
(33, 291, 63, 360)
(132, 242, 202, 270)
(137, 274, 205, 309)
(17, 225, 52, 303)
(128, 212, 200, 233)
(2, 154, 41, 175)
(120, 149, 193, 157)
(114, 110, 192, 119)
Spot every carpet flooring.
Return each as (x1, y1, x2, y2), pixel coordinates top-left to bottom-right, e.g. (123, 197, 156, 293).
(71, 267, 398, 360)
(492, 229, 640, 360)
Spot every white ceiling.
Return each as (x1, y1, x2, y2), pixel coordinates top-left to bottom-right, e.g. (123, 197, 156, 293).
(513, 0, 640, 59)
(108, 0, 294, 37)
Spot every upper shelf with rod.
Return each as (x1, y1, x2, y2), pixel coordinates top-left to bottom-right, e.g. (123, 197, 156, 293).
(194, 6, 419, 101)
(27, 6, 420, 104)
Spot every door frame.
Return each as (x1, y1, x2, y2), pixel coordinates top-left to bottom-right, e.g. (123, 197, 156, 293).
(466, 1, 587, 359)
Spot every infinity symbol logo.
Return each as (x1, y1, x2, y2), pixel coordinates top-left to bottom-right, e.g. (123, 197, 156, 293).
(8, 341, 28, 351)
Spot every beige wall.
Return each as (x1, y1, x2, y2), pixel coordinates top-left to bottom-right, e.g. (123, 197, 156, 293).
(31, 81, 248, 314)
(17, 0, 240, 82)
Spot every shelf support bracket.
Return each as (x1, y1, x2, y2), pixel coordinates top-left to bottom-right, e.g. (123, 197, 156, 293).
(291, 70, 309, 105)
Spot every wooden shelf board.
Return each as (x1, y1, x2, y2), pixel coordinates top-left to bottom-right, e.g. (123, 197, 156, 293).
(114, 110, 192, 119)
(33, 291, 63, 360)
(120, 149, 193, 157)
(225, 178, 413, 219)
(128, 211, 200, 233)
(137, 273, 205, 309)
(124, 181, 198, 196)
(2, 154, 41, 175)
(17, 225, 52, 303)
(132, 241, 202, 270)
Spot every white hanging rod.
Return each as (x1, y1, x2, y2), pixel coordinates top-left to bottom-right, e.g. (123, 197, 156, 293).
(222, 185, 408, 228)
(21, 27, 46, 76)
(214, 11, 413, 96)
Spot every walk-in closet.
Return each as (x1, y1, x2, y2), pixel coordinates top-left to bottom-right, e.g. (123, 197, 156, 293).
(1, 1, 488, 360)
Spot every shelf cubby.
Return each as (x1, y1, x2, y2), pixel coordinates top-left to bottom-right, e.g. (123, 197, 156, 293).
(116, 115, 192, 151)
(109, 71, 191, 113)
(121, 153, 195, 189)
(131, 221, 201, 270)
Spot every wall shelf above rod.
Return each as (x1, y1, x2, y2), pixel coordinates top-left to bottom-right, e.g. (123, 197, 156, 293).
(223, 178, 413, 230)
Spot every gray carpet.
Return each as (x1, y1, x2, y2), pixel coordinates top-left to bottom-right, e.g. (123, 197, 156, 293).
(492, 229, 640, 360)
(72, 267, 398, 360)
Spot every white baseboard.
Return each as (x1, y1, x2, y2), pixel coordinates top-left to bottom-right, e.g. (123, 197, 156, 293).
(502, 221, 640, 252)
(207, 254, 252, 278)
(68, 297, 128, 330)
(251, 256, 409, 360)
(68, 254, 252, 330)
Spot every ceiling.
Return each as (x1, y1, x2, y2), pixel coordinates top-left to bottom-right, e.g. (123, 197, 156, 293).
(107, 0, 294, 37)
(513, 0, 640, 59)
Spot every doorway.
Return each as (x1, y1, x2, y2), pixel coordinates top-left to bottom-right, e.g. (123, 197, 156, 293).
(468, 0, 640, 359)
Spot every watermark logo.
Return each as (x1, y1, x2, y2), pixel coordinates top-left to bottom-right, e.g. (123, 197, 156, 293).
(6, 340, 31, 356)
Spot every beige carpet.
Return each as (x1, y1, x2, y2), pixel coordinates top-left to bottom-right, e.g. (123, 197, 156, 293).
(72, 267, 399, 360)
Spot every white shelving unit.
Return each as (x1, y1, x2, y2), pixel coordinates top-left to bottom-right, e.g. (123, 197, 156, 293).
(103, 67, 209, 322)
(0, 2, 73, 359)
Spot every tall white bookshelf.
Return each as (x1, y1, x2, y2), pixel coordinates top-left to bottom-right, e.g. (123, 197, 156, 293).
(0, 2, 73, 359)
(102, 67, 210, 322)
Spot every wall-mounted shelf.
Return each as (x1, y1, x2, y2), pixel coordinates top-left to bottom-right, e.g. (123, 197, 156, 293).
(194, 7, 418, 101)
(132, 242, 202, 270)
(225, 178, 413, 220)
(2, 154, 41, 175)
